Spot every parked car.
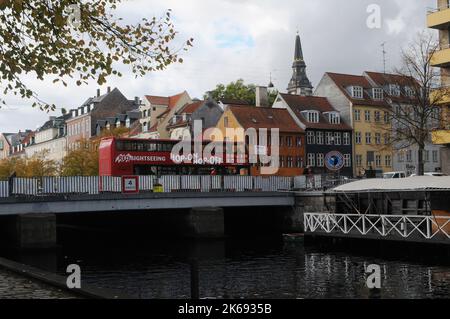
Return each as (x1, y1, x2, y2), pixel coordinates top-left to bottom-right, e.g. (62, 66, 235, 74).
(383, 171, 407, 179)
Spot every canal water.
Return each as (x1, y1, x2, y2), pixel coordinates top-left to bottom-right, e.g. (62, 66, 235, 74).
(2, 233, 449, 299)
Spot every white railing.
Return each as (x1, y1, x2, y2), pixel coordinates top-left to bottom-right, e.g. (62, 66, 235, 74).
(304, 213, 450, 241)
(0, 181, 8, 198)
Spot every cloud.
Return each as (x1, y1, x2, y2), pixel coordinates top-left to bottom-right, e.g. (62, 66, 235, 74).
(0, 0, 434, 132)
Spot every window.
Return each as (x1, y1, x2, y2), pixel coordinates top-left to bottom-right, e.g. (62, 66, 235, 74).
(296, 157, 304, 168)
(354, 109, 361, 121)
(365, 132, 372, 145)
(143, 110, 147, 117)
(126, 118, 131, 128)
(355, 132, 362, 144)
(398, 152, 404, 163)
(334, 132, 342, 145)
(424, 150, 430, 162)
(344, 154, 351, 167)
(286, 136, 293, 147)
(143, 122, 148, 132)
(307, 111, 320, 123)
(351, 86, 363, 98)
(0, 140, 3, 150)
(356, 155, 363, 167)
(373, 88, 384, 100)
(296, 137, 302, 147)
(307, 131, 315, 145)
(316, 131, 324, 145)
(384, 111, 390, 124)
(224, 117, 229, 127)
(279, 156, 285, 168)
(307, 154, 315, 167)
(365, 110, 371, 122)
(433, 150, 439, 163)
(287, 156, 294, 168)
(404, 86, 414, 97)
(375, 155, 382, 167)
(389, 84, 401, 96)
(343, 132, 351, 145)
(374, 111, 381, 123)
(317, 154, 324, 167)
(385, 155, 392, 167)
(326, 132, 333, 145)
(329, 112, 340, 124)
(384, 133, 390, 145)
(375, 133, 381, 145)
(406, 150, 412, 162)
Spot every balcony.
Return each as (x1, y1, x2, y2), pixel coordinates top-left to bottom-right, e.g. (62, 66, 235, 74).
(430, 85, 450, 105)
(432, 129, 450, 145)
(431, 44, 450, 67)
(427, 5, 450, 29)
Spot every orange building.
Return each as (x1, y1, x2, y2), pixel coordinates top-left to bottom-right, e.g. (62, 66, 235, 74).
(215, 105, 305, 177)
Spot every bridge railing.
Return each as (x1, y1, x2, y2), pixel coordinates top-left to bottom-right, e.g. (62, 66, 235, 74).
(304, 212, 450, 242)
(0, 174, 333, 198)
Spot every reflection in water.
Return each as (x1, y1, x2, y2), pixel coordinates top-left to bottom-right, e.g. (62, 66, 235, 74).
(4, 235, 448, 299)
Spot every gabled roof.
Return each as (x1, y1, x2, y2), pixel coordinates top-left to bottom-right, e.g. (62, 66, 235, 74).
(364, 71, 417, 104)
(145, 91, 187, 110)
(280, 94, 352, 131)
(326, 72, 389, 107)
(228, 105, 303, 133)
(177, 101, 204, 115)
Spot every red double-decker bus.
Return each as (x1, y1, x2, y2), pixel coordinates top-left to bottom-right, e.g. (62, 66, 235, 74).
(98, 137, 249, 176)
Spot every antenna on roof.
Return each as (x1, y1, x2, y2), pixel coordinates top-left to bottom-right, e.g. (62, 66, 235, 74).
(381, 42, 387, 74)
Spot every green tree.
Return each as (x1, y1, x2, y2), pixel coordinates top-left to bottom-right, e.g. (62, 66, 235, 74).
(204, 79, 278, 105)
(0, 0, 193, 110)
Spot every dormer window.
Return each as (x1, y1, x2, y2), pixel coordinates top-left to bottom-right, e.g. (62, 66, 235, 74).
(404, 86, 414, 97)
(116, 120, 121, 127)
(389, 84, 400, 96)
(106, 123, 110, 130)
(372, 88, 384, 100)
(126, 118, 131, 128)
(328, 112, 341, 124)
(84, 106, 88, 114)
(351, 86, 363, 99)
(303, 110, 319, 123)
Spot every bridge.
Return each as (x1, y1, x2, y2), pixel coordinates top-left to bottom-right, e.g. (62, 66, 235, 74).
(0, 175, 331, 250)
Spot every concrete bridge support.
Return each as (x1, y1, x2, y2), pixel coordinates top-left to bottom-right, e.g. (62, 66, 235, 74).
(11, 214, 57, 249)
(187, 207, 225, 239)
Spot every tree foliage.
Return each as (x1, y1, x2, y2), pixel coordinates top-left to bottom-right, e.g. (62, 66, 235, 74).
(385, 31, 448, 176)
(60, 126, 129, 176)
(0, 150, 58, 178)
(0, 0, 193, 110)
(204, 79, 278, 106)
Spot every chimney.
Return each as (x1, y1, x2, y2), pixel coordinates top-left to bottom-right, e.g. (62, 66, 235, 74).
(134, 96, 140, 106)
(97, 89, 100, 97)
(107, 87, 111, 94)
(256, 86, 269, 107)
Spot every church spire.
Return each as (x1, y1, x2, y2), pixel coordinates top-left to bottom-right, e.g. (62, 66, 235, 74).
(287, 33, 313, 96)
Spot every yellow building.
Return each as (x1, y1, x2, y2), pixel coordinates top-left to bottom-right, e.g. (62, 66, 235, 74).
(315, 72, 393, 177)
(428, 0, 450, 174)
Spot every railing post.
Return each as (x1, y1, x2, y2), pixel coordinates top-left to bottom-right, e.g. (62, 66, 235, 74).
(343, 215, 348, 234)
(427, 217, 431, 239)
(403, 216, 407, 238)
(381, 216, 386, 236)
(362, 215, 366, 235)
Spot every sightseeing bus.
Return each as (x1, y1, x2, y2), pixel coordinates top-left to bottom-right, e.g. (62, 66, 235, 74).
(98, 137, 249, 176)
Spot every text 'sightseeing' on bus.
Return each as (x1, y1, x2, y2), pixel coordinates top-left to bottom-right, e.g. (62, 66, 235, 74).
(99, 137, 250, 176)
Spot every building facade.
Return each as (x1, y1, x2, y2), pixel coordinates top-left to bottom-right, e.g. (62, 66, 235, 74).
(273, 94, 353, 177)
(215, 104, 305, 177)
(66, 88, 138, 149)
(428, 0, 450, 174)
(139, 92, 191, 139)
(315, 72, 393, 177)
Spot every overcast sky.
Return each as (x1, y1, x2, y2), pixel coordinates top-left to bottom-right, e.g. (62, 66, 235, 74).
(0, 0, 434, 132)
